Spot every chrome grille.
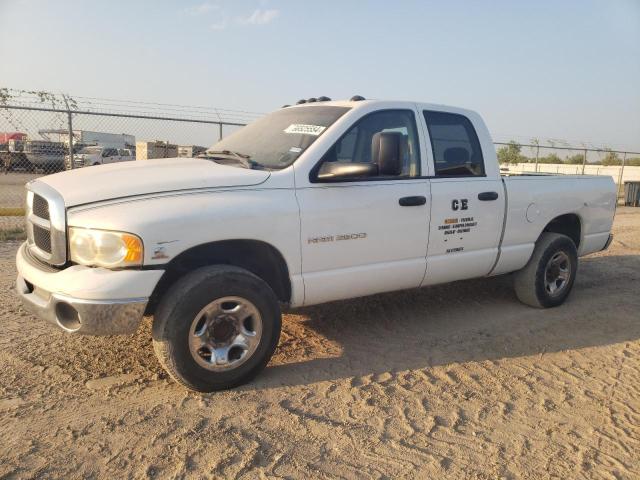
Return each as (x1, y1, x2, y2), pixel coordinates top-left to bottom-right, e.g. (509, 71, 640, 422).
(32, 194, 50, 219)
(33, 224, 52, 253)
(25, 182, 66, 266)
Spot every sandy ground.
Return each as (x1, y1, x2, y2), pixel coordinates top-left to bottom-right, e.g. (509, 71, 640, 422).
(1, 209, 639, 479)
(0, 172, 40, 209)
(0, 171, 39, 231)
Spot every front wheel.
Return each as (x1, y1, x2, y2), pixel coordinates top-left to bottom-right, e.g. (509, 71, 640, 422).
(152, 265, 281, 392)
(514, 232, 578, 308)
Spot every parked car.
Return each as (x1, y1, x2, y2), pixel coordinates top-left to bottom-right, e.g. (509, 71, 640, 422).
(66, 146, 135, 169)
(23, 140, 66, 171)
(16, 98, 616, 392)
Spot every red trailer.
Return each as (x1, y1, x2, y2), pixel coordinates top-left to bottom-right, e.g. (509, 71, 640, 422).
(0, 132, 27, 144)
(1, 132, 29, 171)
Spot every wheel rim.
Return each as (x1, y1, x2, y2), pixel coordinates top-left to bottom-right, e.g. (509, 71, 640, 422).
(544, 251, 571, 296)
(188, 296, 263, 371)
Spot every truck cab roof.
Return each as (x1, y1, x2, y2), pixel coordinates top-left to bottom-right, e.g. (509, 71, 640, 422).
(286, 98, 479, 118)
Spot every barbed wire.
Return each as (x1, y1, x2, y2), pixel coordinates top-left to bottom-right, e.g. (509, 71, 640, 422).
(0, 88, 264, 124)
(1, 87, 637, 154)
(71, 95, 265, 115)
(491, 132, 635, 154)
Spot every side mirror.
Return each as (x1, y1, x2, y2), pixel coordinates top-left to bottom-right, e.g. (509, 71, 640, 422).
(372, 132, 402, 176)
(316, 162, 378, 181)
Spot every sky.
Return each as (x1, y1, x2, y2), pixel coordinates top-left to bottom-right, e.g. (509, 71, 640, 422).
(1, 0, 639, 151)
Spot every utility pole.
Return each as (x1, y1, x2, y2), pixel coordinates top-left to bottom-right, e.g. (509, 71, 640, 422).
(581, 148, 587, 175)
(617, 152, 627, 203)
(531, 138, 540, 173)
(62, 94, 74, 169)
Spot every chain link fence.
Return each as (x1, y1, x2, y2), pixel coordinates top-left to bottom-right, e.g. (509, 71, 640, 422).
(2, 89, 639, 235)
(1, 90, 262, 236)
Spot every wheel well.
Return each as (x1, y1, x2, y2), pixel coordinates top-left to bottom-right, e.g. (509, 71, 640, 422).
(542, 214, 581, 248)
(145, 240, 291, 315)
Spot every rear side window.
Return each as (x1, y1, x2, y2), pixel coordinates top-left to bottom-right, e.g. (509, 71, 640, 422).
(423, 111, 484, 177)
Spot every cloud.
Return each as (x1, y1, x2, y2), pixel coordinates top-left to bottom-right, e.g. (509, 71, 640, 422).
(184, 2, 218, 16)
(238, 8, 279, 25)
(210, 18, 228, 31)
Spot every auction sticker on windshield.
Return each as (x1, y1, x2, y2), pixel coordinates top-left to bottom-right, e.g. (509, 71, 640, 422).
(284, 124, 327, 136)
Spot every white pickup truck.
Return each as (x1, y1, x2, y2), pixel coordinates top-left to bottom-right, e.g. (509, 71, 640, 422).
(16, 98, 616, 392)
(66, 146, 135, 169)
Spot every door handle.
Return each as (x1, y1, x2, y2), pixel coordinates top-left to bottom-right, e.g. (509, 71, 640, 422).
(478, 191, 499, 201)
(399, 196, 427, 206)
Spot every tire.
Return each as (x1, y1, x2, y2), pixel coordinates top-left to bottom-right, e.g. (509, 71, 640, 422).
(514, 233, 578, 308)
(152, 265, 281, 392)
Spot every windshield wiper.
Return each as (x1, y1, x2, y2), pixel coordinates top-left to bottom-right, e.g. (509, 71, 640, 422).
(203, 150, 260, 169)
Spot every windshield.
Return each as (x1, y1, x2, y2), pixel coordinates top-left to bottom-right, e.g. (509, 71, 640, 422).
(207, 105, 350, 169)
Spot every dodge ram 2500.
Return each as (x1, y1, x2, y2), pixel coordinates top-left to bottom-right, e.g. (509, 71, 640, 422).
(16, 98, 616, 392)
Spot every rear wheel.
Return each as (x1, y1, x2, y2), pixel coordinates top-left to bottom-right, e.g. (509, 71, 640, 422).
(152, 265, 281, 392)
(514, 233, 578, 308)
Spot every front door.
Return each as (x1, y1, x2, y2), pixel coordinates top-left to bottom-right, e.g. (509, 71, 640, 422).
(296, 109, 431, 305)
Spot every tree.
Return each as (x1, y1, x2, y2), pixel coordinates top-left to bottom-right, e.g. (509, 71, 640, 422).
(538, 153, 562, 164)
(497, 141, 524, 164)
(565, 154, 585, 165)
(601, 150, 621, 166)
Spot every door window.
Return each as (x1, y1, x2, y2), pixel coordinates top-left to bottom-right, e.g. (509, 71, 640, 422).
(102, 148, 118, 158)
(423, 111, 485, 177)
(318, 110, 421, 179)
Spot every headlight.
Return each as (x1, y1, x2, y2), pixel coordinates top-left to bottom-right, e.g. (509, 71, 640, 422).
(69, 227, 143, 268)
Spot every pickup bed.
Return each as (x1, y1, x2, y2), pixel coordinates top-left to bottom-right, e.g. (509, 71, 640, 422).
(16, 98, 616, 391)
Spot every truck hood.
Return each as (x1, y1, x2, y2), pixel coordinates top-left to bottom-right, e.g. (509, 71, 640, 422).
(37, 157, 271, 206)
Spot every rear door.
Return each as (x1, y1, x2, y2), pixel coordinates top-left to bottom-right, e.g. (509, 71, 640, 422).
(118, 148, 131, 162)
(102, 147, 119, 164)
(421, 110, 504, 285)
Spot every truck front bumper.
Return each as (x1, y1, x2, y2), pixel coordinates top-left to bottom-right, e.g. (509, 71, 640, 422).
(15, 242, 164, 335)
